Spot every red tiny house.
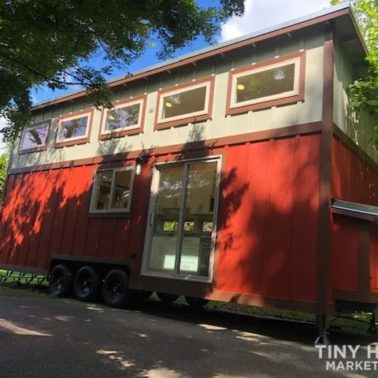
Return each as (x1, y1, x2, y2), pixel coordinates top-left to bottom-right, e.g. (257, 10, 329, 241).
(0, 130, 323, 311)
(1, 4, 378, 338)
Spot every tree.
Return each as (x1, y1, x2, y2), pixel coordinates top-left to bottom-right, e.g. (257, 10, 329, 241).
(0, 0, 245, 141)
(332, 0, 378, 145)
(0, 151, 9, 200)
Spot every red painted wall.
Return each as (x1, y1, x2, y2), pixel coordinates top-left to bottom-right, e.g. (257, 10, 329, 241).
(216, 134, 321, 303)
(0, 133, 322, 305)
(331, 135, 378, 295)
(0, 161, 151, 276)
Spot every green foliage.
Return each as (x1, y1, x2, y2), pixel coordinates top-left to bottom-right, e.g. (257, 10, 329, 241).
(332, 0, 378, 144)
(0, 151, 9, 200)
(0, 0, 244, 141)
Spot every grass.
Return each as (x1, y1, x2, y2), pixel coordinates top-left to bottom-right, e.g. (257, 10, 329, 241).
(178, 295, 376, 334)
(0, 269, 48, 286)
(0, 269, 49, 297)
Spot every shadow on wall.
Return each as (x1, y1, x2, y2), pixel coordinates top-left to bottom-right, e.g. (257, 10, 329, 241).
(1, 123, 325, 310)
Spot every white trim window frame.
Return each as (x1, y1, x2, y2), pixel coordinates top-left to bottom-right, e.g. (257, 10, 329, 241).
(19, 122, 49, 152)
(157, 81, 212, 124)
(100, 98, 144, 135)
(141, 155, 222, 283)
(230, 56, 301, 109)
(56, 111, 92, 143)
(89, 166, 135, 214)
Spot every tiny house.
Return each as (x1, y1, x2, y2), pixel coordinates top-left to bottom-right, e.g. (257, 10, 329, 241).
(1, 3, 378, 339)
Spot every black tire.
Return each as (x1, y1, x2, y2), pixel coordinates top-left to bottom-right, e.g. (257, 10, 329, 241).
(74, 266, 100, 302)
(49, 264, 73, 297)
(156, 292, 179, 304)
(102, 269, 129, 308)
(185, 296, 208, 309)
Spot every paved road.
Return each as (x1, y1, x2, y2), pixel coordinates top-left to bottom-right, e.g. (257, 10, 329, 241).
(0, 293, 377, 377)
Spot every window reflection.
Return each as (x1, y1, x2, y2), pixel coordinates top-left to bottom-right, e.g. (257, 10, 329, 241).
(236, 63, 295, 103)
(105, 103, 141, 131)
(20, 123, 48, 151)
(148, 160, 218, 278)
(162, 86, 207, 119)
(58, 116, 88, 141)
(91, 169, 133, 212)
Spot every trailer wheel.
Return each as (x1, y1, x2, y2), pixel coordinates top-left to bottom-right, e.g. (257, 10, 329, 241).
(185, 296, 208, 309)
(156, 292, 179, 304)
(102, 269, 129, 308)
(74, 266, 100, 302)
(49, 264, 73, 297)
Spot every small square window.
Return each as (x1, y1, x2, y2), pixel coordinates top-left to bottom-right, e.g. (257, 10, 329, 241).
(90, 167, 135, 213)
(100, 97, 145, 139)
(19, 122, 49, 152)
(56, 111, 92, 146)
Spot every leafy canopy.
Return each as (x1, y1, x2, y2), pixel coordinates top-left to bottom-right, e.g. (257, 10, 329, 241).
(0, 0, 244, 141)
(332, 0, 378, 144)
(0, 151, 9, 199)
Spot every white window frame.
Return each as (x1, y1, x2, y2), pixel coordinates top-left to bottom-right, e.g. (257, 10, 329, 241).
(19, 122, 49, 152)
(89, 166, 135, 214)
(230, 56, 301, 109)
(56, 111, 92, 143)
(141, 155, 222, 283)
(157, 81, 212, 124)
(100, 98, 144, 135)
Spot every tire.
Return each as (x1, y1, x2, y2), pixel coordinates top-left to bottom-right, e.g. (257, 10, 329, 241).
(102, 269, 129, 308)
(74, 266, 100, 302)
(49, 264, 73, 297)
(156, 292, 179, 304)
(185, 296, 208, 309)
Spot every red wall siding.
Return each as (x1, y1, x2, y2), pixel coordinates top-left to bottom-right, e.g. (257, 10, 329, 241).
(332, 137, 378, 205)
(1, 134, 322, 306)
(331, 135, 378, 295)
(0, 161, 148, 271)
(216, 134, 321, 303)
(330, 217, 359, 292)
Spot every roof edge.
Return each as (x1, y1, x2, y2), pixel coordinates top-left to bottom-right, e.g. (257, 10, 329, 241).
(32, 2, 352, 111)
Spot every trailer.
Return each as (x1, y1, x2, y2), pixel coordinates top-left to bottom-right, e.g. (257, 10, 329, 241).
(1, 3, 378, 341)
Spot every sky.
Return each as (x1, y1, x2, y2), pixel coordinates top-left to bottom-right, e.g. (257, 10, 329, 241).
(0, 0, 332, 151)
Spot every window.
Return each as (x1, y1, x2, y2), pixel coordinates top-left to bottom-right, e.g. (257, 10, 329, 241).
(90, 167, 135, 213)
(100, 97, 145, 139)
(19, 122, 49, 152)
(155, 77, 214, 129)
(227, 51, 305, 115)
(56, 110, 92, 146)
(143, 157, 220, 281)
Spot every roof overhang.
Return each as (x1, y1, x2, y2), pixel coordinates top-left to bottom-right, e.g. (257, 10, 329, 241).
(332, 199, 378, 222)
(32, 2, 363, 111)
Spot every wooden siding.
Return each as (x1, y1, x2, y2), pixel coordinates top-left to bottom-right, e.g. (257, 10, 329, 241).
(215, 133, 321, 303)
(11, 28, 325, 172)
(1, 133, 322, 306)
(331, 134, 378, 298)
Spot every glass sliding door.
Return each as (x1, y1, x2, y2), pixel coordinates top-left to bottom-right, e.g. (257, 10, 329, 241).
(179, 161, 217, 277)
(148, 163, 184, 273)
(145, 158, 219, 280)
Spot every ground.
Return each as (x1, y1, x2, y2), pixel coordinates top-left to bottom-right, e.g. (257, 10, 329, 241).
(0, 287, 378, 377)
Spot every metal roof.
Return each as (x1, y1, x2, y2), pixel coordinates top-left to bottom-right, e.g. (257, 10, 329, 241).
(32, 2, 353, 109)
